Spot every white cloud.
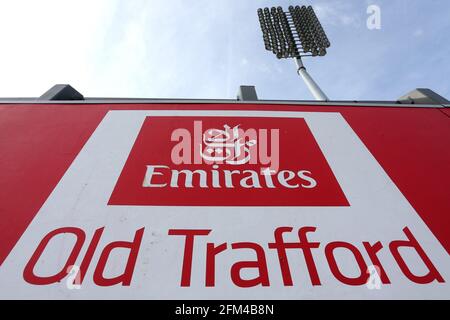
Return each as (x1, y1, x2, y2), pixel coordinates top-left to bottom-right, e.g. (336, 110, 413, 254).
(413, 28, 424, 37)
(313, 2, 361, 27)
(0, 0, 118, 97)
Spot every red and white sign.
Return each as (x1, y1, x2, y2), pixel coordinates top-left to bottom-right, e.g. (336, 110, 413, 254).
(0, 105, 449, 299)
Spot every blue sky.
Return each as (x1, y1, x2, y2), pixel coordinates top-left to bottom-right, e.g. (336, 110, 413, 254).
(0, 0, 448, 101)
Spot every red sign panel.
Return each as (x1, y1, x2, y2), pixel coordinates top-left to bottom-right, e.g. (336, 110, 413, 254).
(0, 104, 448, 299)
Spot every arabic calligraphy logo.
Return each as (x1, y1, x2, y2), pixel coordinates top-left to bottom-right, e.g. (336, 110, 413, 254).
(170, 120, 280, 172)
(200, 125, 257, 165)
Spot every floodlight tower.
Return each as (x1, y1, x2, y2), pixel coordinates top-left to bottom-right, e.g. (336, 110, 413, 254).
(257, 5, 330, 101)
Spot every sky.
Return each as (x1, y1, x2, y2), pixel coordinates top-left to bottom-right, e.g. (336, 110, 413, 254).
(0, 0, 449, 101)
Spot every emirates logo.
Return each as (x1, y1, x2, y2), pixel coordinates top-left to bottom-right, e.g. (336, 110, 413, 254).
(109, 116, 349, 206)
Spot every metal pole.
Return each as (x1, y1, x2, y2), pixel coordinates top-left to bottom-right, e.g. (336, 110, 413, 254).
(294, 57, 329, 101)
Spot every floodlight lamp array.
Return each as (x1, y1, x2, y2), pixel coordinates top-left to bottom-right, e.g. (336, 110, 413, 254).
(257, 5, 330, 59)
